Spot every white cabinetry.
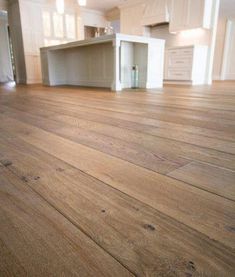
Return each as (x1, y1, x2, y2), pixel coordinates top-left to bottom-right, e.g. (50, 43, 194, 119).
(169, 0, 186, 33)
(164, 45, 208, 85)
(142, 0, 169, 26)
(169, 0, 212, 33)
(19, 0, 43, 84)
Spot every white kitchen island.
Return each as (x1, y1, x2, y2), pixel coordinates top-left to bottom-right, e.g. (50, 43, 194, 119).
(40, 34, 165, 91)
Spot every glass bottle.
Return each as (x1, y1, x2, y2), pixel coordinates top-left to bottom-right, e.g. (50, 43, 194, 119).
(131, 65, 139, 89)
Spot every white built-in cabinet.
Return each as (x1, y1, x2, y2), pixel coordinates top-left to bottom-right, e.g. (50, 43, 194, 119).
(169, 0, 213, 33)
(120, 0, 213, 36)
(19, 0, 44, 84)
(164, 45, 208, 85)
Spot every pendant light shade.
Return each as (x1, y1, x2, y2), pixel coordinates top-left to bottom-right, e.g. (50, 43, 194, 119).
(56, 0, 64, 14)
(78, 0, 87, 6)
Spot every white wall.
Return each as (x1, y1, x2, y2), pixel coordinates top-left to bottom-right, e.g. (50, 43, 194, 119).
(0, 11, 14, 82)
(151, 25, 211, 47)
(212, 0, 235, 79)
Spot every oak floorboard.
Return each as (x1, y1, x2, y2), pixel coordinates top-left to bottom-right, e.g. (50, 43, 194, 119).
(0, 167, 132, 277)
(19, 88, 235, 127)
(2, 86, 235, 138)
(1, 102, 235, 171)
(0, 105, 188, 174)
(1, 82, 235, 276)
(0, 115, 234, 249)
(2, 98, 235, 152)
(168, 161, 235, 201)
(4, 93, 235, 139)
(14, 86, 235, 113)
(0, 134, 234, 276)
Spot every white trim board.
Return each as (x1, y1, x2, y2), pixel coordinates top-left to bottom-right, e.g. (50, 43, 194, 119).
(221, 19, 235, 80)
(205, 0, 220, 85)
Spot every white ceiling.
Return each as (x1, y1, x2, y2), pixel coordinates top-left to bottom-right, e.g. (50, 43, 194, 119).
(83, 0, 125, 11)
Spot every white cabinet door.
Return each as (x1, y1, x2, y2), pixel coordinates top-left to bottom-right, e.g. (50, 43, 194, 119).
(169, 0, 188, 33)
(169, 0, 211, 33)
(186, 0, 204, 29)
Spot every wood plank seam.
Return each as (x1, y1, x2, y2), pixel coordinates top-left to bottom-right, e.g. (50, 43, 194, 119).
(0, 164, 136, 276)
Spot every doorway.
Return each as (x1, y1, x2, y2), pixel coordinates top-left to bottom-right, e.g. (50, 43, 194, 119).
(221, 19, 235, 80)
(0, 10, 14, 83)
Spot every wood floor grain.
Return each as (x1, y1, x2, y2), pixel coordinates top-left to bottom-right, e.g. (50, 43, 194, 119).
(0, 115, 234, 249)
(168, 161, 235, 201)
(0, 167, 133, 277)
(0, 82, 235, 276)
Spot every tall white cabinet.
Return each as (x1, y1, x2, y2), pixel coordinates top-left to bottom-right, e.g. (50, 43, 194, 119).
(169, 0, 213, 33)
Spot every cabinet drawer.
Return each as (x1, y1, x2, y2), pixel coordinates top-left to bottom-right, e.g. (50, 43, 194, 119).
(168, 48, 193, 58)
(168, 49, 181, 56)
(180, 48, 193, 55)
(168, 56, 192, 68)
(166, 69, 192, 80)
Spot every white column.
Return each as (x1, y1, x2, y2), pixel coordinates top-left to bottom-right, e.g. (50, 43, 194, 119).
(205, 0, 220, 84)
(146, 41, 164, 89)
(111, 38, 122, 92)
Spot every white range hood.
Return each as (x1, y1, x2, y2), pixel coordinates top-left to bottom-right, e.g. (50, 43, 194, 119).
(142, 0, 170, 26)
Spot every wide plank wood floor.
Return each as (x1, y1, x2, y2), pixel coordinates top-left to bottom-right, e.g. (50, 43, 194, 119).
(0, 82, 235, 276)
